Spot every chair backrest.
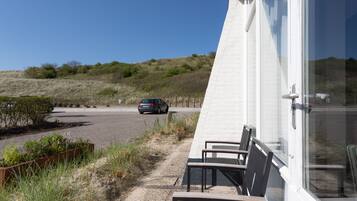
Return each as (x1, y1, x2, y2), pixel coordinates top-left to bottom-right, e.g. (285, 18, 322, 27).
(239, 125, 253, 151)
(347, 145, 357, 192)
(242, 138, 273, 197)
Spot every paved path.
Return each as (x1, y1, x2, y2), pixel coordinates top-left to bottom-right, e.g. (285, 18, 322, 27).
(0, 107, 200, 153)
(123, 139, 192, 201)
(122, 139, 237, 201)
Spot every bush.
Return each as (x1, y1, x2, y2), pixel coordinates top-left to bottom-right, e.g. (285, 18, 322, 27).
(24, 140, 43, 159)
(0, 134, 91, 167)
(166, 67, 188, 77)
(39, 134, 67, 155)
(57, 64, 77, 77)
(181, 64, 194, 71)
(3, 145, 23, 166)
(97, 88, 118, 97)
(24, 64, 57, 79)
(0, 96, 53, 129)
(77, 66, 90, 74)
(24, 67, 43, 79)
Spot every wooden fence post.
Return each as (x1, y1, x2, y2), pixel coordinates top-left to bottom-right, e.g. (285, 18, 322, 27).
(166, 111, 174, 127)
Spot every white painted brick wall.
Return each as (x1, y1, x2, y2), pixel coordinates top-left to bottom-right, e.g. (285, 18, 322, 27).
(189, 0, 246, 159)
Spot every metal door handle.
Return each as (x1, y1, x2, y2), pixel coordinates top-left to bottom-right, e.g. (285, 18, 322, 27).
(283, 85, 299, 130)
(282, 93, 299, 100)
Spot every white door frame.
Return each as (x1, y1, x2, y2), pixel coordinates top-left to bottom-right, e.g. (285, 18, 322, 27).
(245, 0, 319, 200)
(287, 0, 318, 200)
(251, 0, 319, 200)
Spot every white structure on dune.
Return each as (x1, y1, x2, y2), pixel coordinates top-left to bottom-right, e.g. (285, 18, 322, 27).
(189, 0, 246, 159)
(188, 0, 357, 201)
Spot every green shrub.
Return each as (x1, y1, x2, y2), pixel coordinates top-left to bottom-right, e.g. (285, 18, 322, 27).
(97, 88, 118, 97)
(3, 145, 23, 166)
(121, 65, 138, 78)
(24, 140, 44, 159)
(39, 134, 67, 155)
(24, 67, 43, 79)
(181, 64, 194, 71)
(57, 64, 77, 77)
(24, 64, 57, 79)
(0, 134, 91, 167)
(166, 67, 188, 77)
(77, 66, 90, 74)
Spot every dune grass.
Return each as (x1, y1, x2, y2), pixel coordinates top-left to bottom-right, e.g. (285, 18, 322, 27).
(0, 55, 213, 105)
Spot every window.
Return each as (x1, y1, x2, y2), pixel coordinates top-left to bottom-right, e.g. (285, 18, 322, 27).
(260, 0, 289, 163)
(304, 0, 357, 198)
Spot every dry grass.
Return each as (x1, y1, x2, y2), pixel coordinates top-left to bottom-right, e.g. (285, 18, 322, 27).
(0, 55, 213, 105)
(0, 73, 146, 105)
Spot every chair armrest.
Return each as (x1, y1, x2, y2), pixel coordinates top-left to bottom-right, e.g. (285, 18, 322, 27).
(202, 149, 249, 155)
(205, 141, 240, 148)
(172, 192, 265, 201)
(187, 162, 247, 171)
(201, 149, 248, 161)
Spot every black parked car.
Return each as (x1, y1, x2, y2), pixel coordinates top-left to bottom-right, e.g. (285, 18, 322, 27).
(138, 98, 169, 114)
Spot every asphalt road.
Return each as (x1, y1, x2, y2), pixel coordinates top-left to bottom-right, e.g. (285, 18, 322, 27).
(0, 107, 200, 153)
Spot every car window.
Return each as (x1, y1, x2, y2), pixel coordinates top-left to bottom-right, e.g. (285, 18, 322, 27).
(141, 99, 155, 103)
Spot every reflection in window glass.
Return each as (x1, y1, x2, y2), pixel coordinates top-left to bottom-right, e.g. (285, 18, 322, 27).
(260, 0, 289, 163)
(247, 15, 256, 126)
(304, 0, 357, 198)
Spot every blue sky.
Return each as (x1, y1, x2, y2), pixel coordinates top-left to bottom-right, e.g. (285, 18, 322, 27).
(0, 0, 228, 70)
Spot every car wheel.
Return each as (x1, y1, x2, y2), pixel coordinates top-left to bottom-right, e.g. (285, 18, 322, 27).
(139, 111, 144, 114)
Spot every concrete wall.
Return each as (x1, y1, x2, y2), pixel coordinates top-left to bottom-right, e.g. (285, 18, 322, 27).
(189, 0, 246, 159)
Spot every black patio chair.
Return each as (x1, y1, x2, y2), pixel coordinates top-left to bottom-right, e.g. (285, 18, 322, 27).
(187, 138, 273, 196)
(203, 125, 253, 164)
(202, 125, 253, 187)
(175, 138, 273, 200)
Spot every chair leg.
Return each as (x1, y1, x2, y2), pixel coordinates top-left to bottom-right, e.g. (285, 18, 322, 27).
(201, 168, 204, 192)
(204, 168, 207, 189)
(212, 169, 217, 186)
(187, 166, 191, 192)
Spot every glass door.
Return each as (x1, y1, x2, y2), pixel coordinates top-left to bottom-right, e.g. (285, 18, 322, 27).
(303, 0, 357, 199)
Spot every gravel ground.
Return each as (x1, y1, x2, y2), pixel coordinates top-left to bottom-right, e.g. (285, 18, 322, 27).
(0, 107, 199, 154)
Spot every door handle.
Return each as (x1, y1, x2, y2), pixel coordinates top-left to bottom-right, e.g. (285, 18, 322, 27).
(282, 93, 299, 100)
(283, 85, 299, 130)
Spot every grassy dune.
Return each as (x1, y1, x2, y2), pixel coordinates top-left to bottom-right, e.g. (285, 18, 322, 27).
(0, 73, 145, 105)
(0, 55, 213, 105)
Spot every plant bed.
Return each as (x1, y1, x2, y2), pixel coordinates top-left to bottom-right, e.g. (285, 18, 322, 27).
(0, 143, 94, 187)
(0, 134, 94, 187)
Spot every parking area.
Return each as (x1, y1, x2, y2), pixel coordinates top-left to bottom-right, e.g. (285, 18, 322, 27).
(0, 107, 200, 153)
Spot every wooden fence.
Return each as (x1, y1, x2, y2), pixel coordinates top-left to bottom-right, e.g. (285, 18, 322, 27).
(162, 97, 203, 108)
